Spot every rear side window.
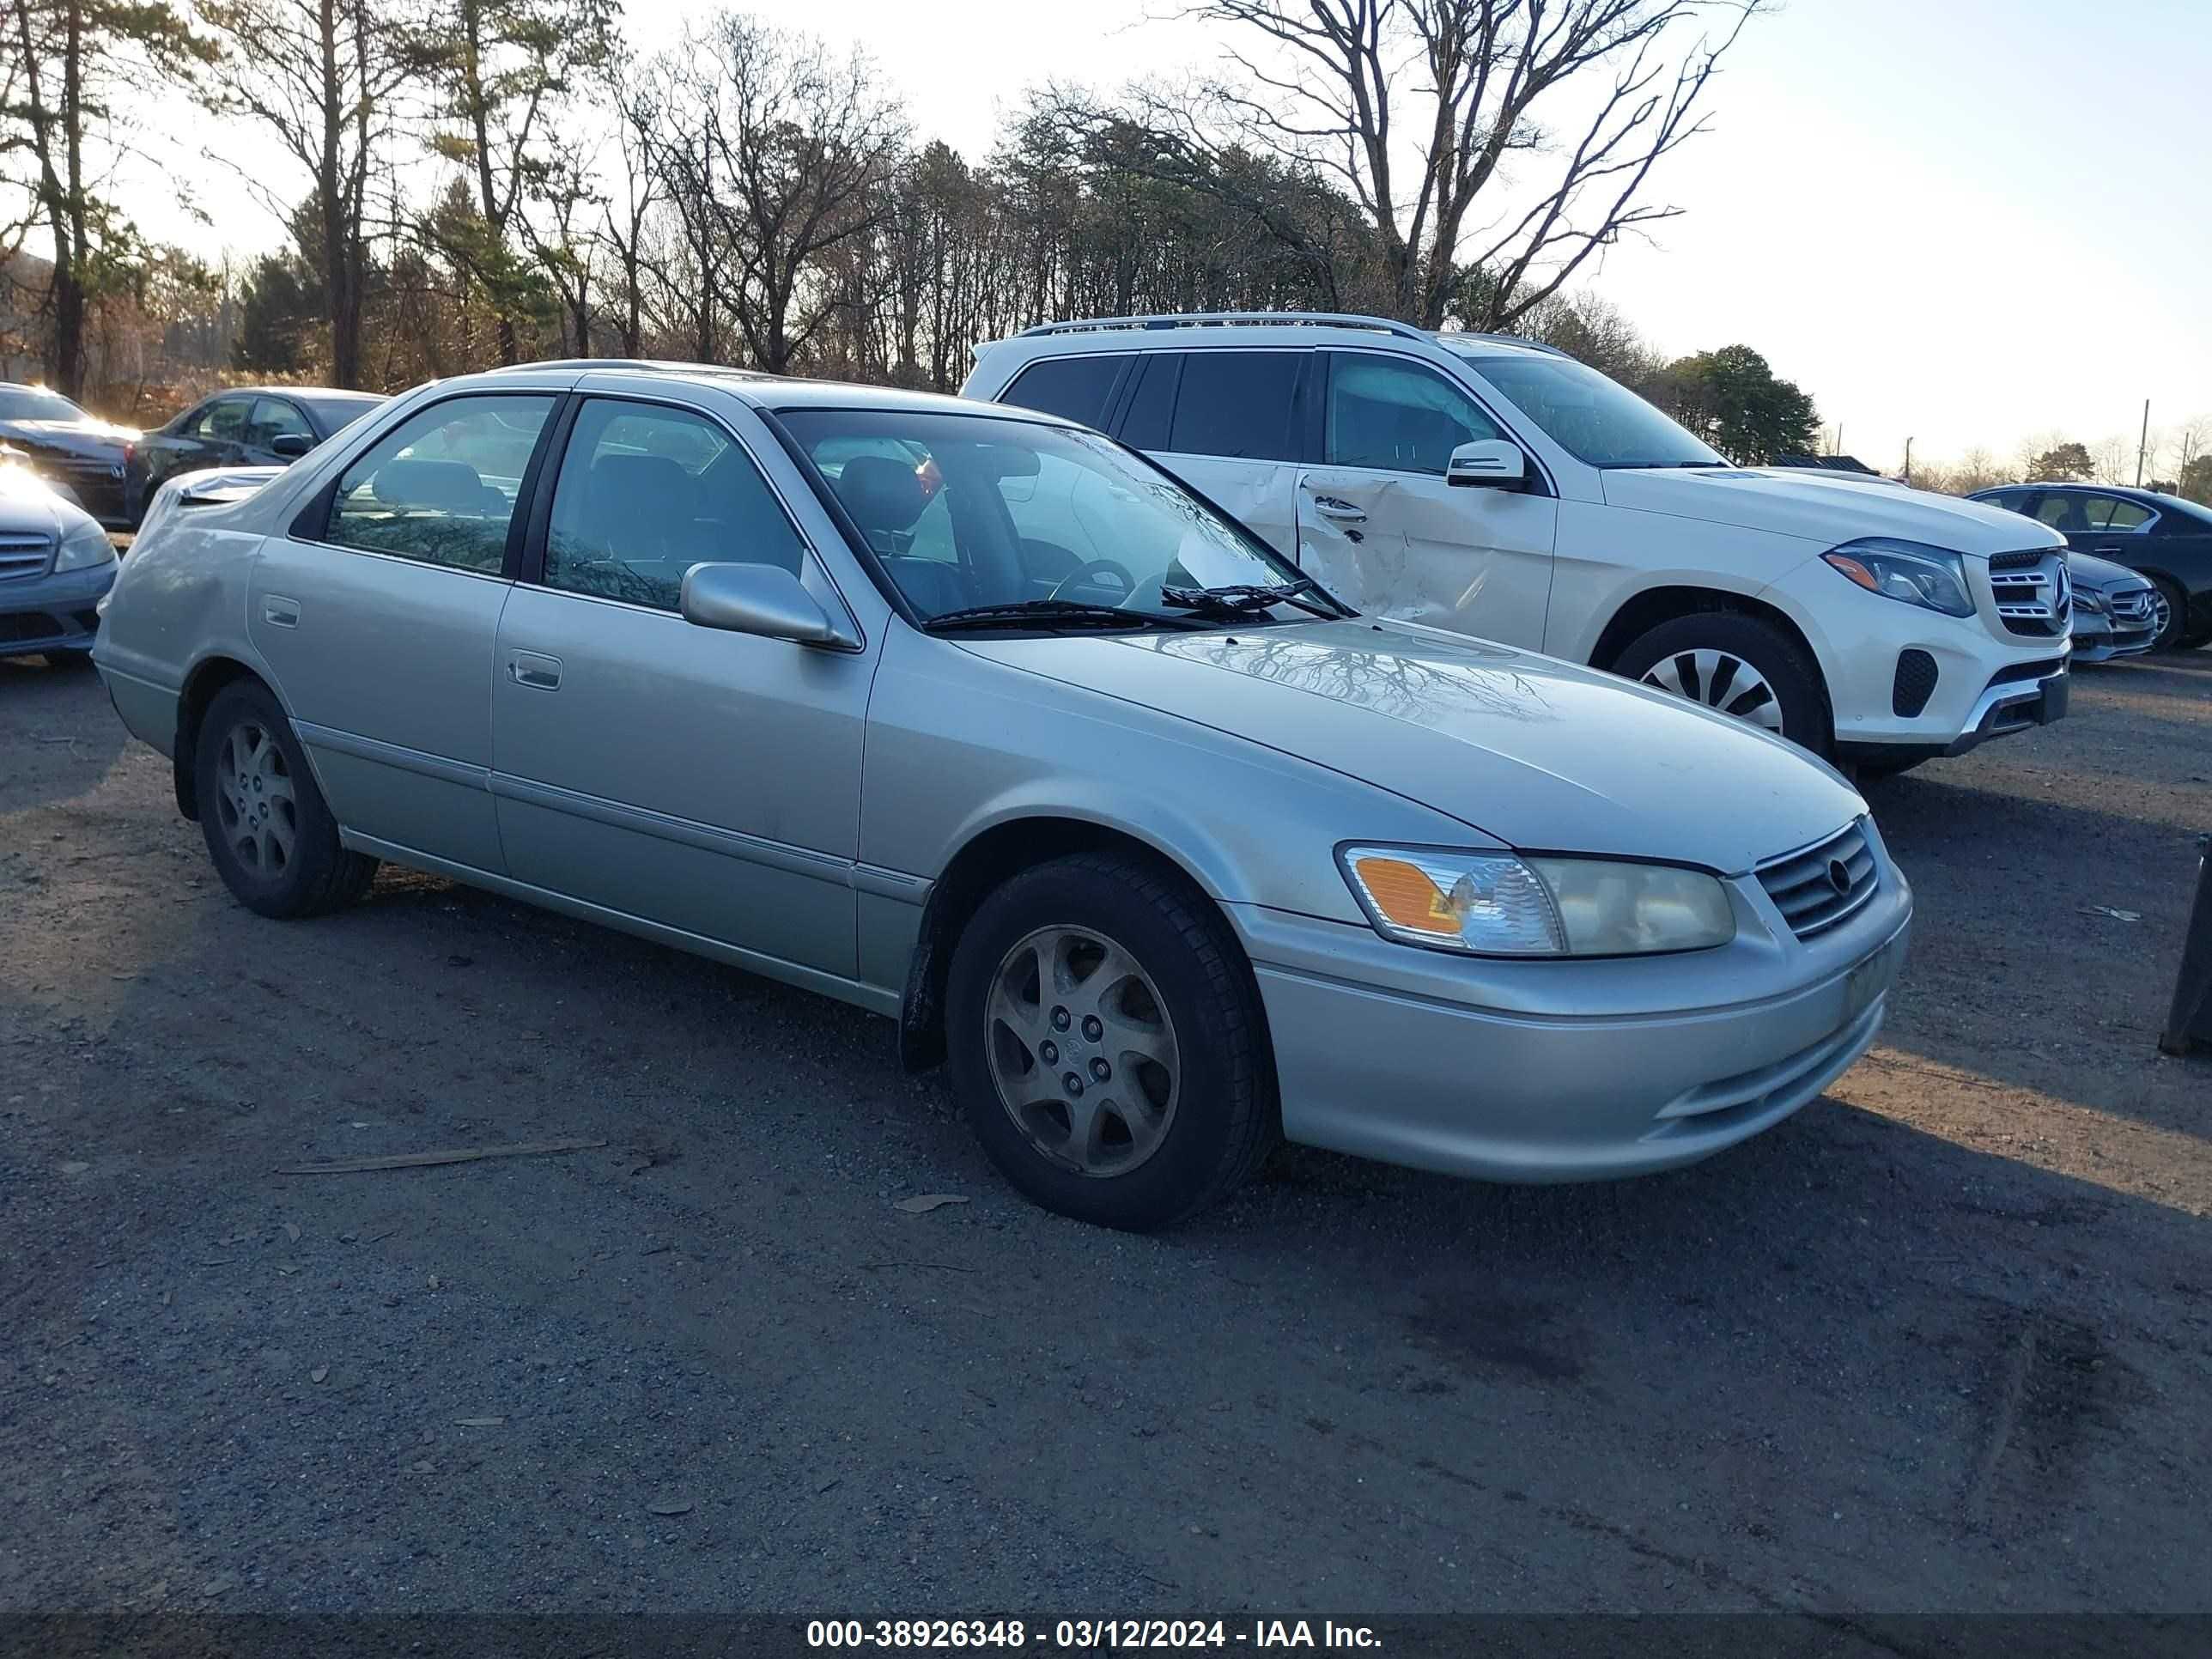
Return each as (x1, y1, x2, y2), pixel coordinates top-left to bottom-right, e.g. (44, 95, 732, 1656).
(1165, 350, 1304, 461)
(1000, 356, 1127, 430)
(1119, 354, 1181, 451)
(324, 393, 556, 573)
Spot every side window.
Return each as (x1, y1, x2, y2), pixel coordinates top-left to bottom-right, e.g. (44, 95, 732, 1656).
(2033, 495, 2081, 532)
(1326, 354, 1503, 475)
(544, 398, 805, 610)
(2082, 496, 2154, 532)
(1001, 356, 1127, 430)
(1979, 488, 2033, 515)
(191, 398, 252, 441)
(248, 398, 313, 447)
(325, 393, 556, 573)
(1118, 353, 1180, 451)
(1166, 351, 1303, 461)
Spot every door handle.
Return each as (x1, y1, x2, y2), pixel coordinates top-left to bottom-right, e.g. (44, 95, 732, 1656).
(262, 595, 300, 628)
(1310, 496, 1367, 524)
(507, 650, 562, 690)
(2091, 544, 2123, 555)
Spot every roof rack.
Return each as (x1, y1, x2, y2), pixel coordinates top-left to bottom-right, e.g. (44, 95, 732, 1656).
(1432, 330, 1569, 358)
(1016, 312, 1432, 343)
(485, 357, 775, 380)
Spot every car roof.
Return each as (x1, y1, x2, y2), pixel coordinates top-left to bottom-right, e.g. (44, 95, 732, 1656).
(470, 361, 1085, 424)
(215, 386, 386, 401)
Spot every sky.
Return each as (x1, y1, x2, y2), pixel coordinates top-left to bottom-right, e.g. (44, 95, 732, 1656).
(137, 0, 2212, 474)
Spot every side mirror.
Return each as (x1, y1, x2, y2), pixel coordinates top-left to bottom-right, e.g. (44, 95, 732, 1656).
(1446, 440, 1528, 490)
(680, 561, 859, 649)
(270, 434, 314, 459)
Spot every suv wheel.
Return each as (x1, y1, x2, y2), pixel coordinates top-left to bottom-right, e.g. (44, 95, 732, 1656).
(1613, 612, 1831, 755)
(195, 679, 377, 918)
(945, 852, 1276, 1231)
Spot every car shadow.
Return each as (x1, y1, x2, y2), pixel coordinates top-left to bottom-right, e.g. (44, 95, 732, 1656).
(0, 654, 125, 814)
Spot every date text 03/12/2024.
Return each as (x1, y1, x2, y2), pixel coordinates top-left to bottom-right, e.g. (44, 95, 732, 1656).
(805, 1620, 1384, 1649)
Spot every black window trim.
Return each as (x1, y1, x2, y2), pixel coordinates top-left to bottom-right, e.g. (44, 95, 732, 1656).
(1319, 346, 1554, 497)
(517, 387, 866, 648)
(283, 386, 570, 581)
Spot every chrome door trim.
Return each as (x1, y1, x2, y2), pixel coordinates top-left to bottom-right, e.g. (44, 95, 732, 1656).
(292, 719, 490, 792)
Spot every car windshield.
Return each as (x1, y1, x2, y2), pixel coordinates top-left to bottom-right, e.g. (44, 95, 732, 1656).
(777, 407, 1325, 627)
(0, 386, 88, 422)
(1443, 347, 1724, 469)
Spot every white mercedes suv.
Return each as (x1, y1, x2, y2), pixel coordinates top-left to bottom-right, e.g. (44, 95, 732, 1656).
(963, 313, 2071, 773)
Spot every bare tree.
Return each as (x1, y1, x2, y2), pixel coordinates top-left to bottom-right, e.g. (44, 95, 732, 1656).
(665, 13, 907, 373)
(198, 0, 412, 387)
(1103, 0, 1762, 327)
(2089, 434, 2134, 487)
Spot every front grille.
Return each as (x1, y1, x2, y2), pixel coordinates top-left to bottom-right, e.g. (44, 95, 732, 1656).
(1892, 648, 1938, 717)
(2109, 588, 2155, 623)
(1758, 819, 1879, 940)
(1987, 550, 2069, 637)
(0, 531, 53, 580)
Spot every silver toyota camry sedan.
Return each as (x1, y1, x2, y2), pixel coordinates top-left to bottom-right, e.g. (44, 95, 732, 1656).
(93, 362, 1911, 1229)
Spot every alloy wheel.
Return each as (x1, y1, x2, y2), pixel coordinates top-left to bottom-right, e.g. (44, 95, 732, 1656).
(213, 717, 299, 877)
(1639, 647, 1785, 732)
(983, 924, 1181, 1177)
(2149, 588, 2174, 647)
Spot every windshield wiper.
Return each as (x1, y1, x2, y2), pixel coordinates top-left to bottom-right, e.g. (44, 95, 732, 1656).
(921, 599, 1207, 633)
(1159, 577, 1343, 620)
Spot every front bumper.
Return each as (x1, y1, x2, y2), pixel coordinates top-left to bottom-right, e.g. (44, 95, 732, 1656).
(1225, 861, 1912, 1183)
(0, 559, 115, 657)
(2070, 603, 2156, 662)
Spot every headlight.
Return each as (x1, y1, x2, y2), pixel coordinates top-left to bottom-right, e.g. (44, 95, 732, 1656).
(2072, 586, 2106, 615)
(1821, 538, 1974, 617)
(53, 519, 116, 572)
(1338, 846, 1736, 957)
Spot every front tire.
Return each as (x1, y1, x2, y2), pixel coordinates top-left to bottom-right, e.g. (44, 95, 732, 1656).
(945, 852, 1276, 1231)
(194, 679, 377, 919)
(2147, 577, 2189, 652)
(1612, 611, 1832, 756)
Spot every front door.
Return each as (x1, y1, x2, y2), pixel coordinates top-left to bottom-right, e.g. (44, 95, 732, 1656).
(489, 396, 870, 982)
(248, 390, 562, 872)
(1292, 350, 1558, 647)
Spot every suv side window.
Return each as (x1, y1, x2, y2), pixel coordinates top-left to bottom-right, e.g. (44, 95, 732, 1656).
(1326, 353, 1503, 475)
(544, 398, 805, 610)
(1001, 356, 1128, 431)
(325, 393, 556, 573)
(1119, 353, 1181, 451)
(1164, 350, 1303, 461)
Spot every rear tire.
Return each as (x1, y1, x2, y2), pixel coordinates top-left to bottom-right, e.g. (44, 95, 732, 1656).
(194, 679, 378, 919)
(1611, 611, 1832, 756)
(945, 852, 1276, 1231)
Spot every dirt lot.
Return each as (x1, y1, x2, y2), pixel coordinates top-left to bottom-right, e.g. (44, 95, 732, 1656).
(2, 647, 2209, 1627)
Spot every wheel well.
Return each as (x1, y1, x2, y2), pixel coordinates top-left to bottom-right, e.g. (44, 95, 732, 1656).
(173, 657, 265, 821)
(1590, 585, 1831, 712)
(898, 817, 1217, 1073)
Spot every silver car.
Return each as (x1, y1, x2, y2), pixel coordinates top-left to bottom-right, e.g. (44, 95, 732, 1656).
(93, 363, 1912, 1229)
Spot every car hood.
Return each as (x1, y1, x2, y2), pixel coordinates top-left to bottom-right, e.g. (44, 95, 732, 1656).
(2066, 550, 2152, 592)
(0, 416, 139, 453)
(959, 619, 1865, 874)
(1601, 466, 2065, 557)
(0, 464, 81, 535)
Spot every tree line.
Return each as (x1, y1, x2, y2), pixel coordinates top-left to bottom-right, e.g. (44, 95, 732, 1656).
(3, 0, 1866, 470)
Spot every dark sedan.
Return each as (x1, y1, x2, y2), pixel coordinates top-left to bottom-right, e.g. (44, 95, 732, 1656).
(1972, 482, 2212, 651)
(0, 382, 138, 530)
(126, 386, 385, 525)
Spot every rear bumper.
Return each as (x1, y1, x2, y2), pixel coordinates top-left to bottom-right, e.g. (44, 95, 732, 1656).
(0, 560, 114, 657)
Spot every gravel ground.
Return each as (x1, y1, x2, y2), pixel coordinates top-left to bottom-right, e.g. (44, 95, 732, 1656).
(1, 648, 2209, 1626)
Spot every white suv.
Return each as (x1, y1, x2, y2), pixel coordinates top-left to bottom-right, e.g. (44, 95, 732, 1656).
(962, 313, 2071, 771)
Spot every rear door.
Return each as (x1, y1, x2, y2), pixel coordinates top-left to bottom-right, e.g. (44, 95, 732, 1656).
(247, 390, 562, 872)
(489, 393, 872, 981)
(1121, 349, 1308, 558)
(1291, 350, 1557, 646)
